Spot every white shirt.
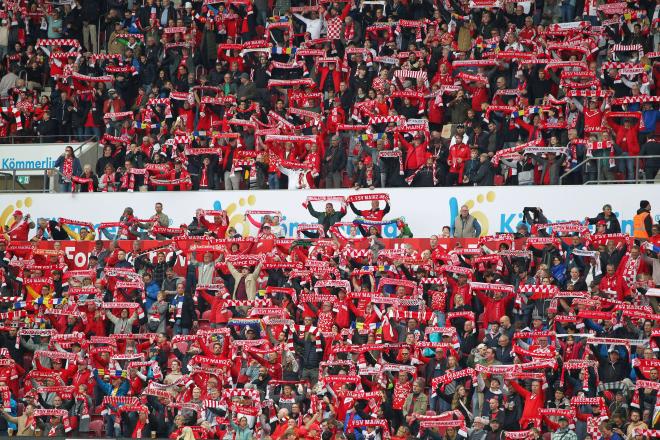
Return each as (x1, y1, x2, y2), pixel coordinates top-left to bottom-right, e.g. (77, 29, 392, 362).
(278, 164, 310, 190)
(450, 133, 469, 147)
(294, 14, 323, 40)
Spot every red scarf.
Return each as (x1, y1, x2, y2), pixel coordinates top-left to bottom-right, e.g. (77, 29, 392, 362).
(75, 393, 89, 421)
(120, 171, 136, 192)
(62, 158, 73, 178)
(365, 165, 374, 186)
(344, 22, 355, 42)
(200, 166, 208, 188)
(132, 420, 145, 438)
(71, 176, 94, 192)
(622, 254, 641, 284)
(101, 173, 116, 192)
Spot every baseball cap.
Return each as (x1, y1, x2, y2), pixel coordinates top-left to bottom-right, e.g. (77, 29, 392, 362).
(12, 210, 22, 216)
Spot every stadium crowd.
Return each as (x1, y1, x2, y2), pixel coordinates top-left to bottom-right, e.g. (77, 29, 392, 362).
(0, 195, 656, 440)
(0, 0, 659, 190)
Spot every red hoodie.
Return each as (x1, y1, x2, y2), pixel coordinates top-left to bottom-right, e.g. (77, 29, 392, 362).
(447, 142, 471, 180)
(609, 119, 640, 155)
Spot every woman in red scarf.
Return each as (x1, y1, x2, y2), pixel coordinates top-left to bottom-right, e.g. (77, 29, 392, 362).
(53, 146, 82, 193)
(99, 163, 119, 192)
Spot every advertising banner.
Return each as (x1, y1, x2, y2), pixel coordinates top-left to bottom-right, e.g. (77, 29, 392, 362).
(0, 143, 96, 175)
(30, 238, 447, 274)
(0, 185, 654, 238)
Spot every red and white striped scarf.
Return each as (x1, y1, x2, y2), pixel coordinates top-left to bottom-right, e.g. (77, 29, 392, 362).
(622, 254, 641, 284)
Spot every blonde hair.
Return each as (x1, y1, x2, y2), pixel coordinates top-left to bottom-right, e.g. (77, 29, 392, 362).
(177, 427, 195, 440)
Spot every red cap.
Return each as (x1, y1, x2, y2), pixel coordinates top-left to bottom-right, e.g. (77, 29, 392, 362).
(596, 220, 606, 226)
(12, 210, 22, 217)
(363, 156, 373, 166)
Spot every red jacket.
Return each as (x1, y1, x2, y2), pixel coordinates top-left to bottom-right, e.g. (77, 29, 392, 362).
(476, 291, 515, 323)
(510, 380, 545, 428)
(198, 215, 229, 238)
(447, 277, 471, 309)
(609, 119, 640, 155)
(465, 83, 489, 113)
(400, 134, 429, 171)
(447, 142, 471, 179)
(200, 291, 232, 324)
(598, 273, 624, 301)
(8, 220, 30, 241)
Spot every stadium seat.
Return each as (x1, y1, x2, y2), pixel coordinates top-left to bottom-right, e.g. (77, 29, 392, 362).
(88, 420, 104, 438)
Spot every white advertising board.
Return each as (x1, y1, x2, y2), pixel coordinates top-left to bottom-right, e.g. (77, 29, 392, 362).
(0, 186, 655, 238)
(0, 143, 96, 176)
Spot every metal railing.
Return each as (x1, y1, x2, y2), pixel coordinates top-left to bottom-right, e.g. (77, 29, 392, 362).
(0, 134, 97, 145)
(559, 155, 660, 185)
(76, 136, 102, 166)
(0, 168, 67, 193)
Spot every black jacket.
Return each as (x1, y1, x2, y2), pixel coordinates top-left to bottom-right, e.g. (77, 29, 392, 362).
(293, 331, 324, 370)
(587, 212, 621, 234)
(47, 220, 70, 240)
(355, 165, 381, 188)
(35, 118, 59, 137)
(179, 293, 196, 329)
(323, 144, 347, 174)
(475, 161, 495, 186)
(598, 355, 630, 383)
(80, 0, 101, 23)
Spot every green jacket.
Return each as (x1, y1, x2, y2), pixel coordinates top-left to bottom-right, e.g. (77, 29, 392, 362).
(229, 421, 253, 440)
(398, 224, 413, 238)
(403, 392, 428, 416)
(307, 204, 346, 232)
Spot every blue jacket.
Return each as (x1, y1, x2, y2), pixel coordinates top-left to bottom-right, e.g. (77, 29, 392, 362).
(144, 280, 160, 310)
(53, 155, 82, 183)
(344, 412, 364, 440)
(94, 370, 130, 412)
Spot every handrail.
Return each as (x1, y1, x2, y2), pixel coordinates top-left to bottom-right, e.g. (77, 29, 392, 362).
(583, 179, 657, 184)
(0, 168, 71, 193)
(559, 154, 660, 185)
(0, 171, 28, 192)
(74, 136, 100, 162)
(0, 135, 97, 145)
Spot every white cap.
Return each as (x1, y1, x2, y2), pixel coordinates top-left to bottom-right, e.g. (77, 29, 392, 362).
(185, 2, 193, 8)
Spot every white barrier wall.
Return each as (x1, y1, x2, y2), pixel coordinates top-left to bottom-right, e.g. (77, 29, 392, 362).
(0, 186, 656, 238)
(0, 143, 97, 175)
